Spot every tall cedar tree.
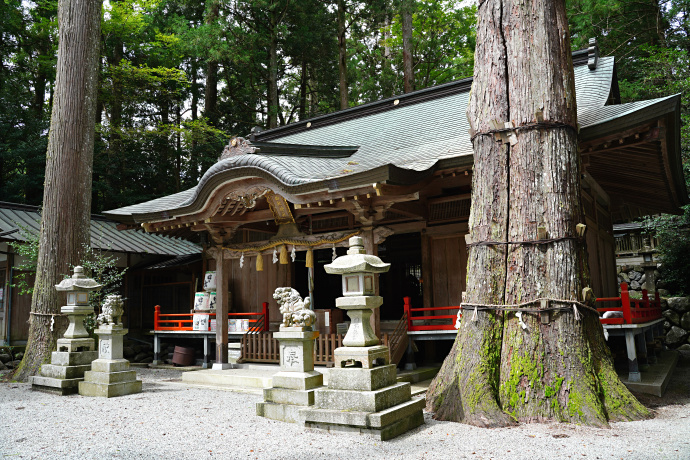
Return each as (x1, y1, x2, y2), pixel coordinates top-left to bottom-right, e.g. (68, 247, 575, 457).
(14, 0, 102, 381)
(426, 0, 648, 426)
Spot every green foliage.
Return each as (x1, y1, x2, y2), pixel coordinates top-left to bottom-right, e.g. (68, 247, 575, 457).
(618, 45, 690, 186)
(8, 230, 41, 296)
(644, 205, 690, 296)
(567, 0, 667, 84)
(76, 245, 128, 334)
(1, 0, 478, 212)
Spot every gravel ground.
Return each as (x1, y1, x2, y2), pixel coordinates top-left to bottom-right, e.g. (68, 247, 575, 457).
(1, 361, 690, 460)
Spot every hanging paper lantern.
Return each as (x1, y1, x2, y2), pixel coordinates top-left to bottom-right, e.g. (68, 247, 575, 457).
(280, 244, 289, 264)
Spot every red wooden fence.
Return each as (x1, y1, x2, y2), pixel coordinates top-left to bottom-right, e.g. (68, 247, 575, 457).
(596, 282, 662, 325)
(403, 296, 459, 331)
(153, 302, 270, 332)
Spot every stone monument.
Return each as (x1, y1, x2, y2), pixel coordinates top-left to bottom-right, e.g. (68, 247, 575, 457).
(301, 236, 424, 440)
(256, 287, 322, 423)
(78, 295, 142, 397)
(31, 266, 101, 395)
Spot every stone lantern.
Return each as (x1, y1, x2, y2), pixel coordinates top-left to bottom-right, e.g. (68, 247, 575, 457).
(55, 266, 102, 352)
(639, 238, 657, 293)
(323, 236, 390, 348)
(300, 236, 424, 440)
(30, 266, 101, 395)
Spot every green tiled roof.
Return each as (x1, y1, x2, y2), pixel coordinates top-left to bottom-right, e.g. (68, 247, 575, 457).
(0, 202, 200, 255)
(105, 55, 683, 222)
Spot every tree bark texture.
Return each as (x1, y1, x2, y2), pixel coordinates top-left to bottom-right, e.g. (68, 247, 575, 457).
(204, 1, 220, 126)
(14, 0, 101, 382)
(401, 0, 414, 93)
(426, 0, 647, 426)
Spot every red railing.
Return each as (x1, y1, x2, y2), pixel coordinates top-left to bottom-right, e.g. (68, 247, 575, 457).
(403, 296, 459, 331)
(596, 282, 662, 325)
(154, 302, 270, 332)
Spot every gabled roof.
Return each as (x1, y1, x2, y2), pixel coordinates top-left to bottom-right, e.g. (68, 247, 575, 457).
(0, 202, 200, 256)
(104, 51, 686, 224)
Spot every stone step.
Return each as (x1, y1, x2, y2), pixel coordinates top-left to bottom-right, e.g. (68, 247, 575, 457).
(39, 364, 91, 380)
(256, 401, 306, 424)
(313, 382, 411, 413)
(328, 365, 397, 391)
(301, 398, 425, 441)
(396, 366, 440, 384)
(78, 379, 142, 398)
(367, 397, 425, 428)
(30, 376, 82, 395)
(181, 368, 274, 389)
(91, 359, 130, 373)
(50, 351, 98, 367)
(263, 387, 315, 406)
(83, 370, 138, 385)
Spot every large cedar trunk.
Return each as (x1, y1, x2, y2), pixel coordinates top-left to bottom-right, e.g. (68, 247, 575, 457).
(426, 0, 647, 426)
(14, 0, 101, 381)
(337, 0, 348, 110)
(401, 0, 414, 93)
(204, 1, 220, 126)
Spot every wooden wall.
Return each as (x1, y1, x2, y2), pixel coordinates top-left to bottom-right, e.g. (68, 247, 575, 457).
(226, 254, 291, 329)
(429, 235, 466, 308)
(9, 271, 33, 343)
(582, 179, 618, 298)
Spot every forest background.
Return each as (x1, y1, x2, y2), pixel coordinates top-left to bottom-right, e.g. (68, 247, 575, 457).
(1, 1, 689, 290)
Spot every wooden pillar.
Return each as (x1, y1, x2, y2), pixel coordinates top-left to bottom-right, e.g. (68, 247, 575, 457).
(361, 227, 381, 338)
(214, 249, 230, 369)
(421, 231, 433, 308)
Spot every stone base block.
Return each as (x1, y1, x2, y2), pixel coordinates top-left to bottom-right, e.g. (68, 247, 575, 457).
(228, 343, 242, 364)
(272, 371, 323, 390)
(91, 359, 130, 373)
(314, 382, 410, 412)
(38, 364, 91, 380)
(327, 365, 397, 391)
(57, 338, 95, 353)
(256, 401, 307, 424)
(30, 376, 82, 395)
(51, 350, 98, 366)
(83, 370, 138, 385)
(302, 398, 425, 441)
(211, 362, 235, 370)
(78, 379, 142, 398)
(334, 345, 390, 368)
(264, 387, 315, 406)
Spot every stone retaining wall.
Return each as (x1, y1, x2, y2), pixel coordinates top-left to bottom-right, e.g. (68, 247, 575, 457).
(662, 296, 690, 351)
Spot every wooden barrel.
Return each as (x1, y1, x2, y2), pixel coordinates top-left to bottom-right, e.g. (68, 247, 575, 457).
(172, 346, 195, 366)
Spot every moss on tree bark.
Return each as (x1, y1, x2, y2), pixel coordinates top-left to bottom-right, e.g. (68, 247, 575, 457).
(426, 0, 648, 426)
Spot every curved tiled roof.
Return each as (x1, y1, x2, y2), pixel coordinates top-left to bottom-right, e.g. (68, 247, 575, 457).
(108, 55, 673, 223)
(0, 202, 200, 255)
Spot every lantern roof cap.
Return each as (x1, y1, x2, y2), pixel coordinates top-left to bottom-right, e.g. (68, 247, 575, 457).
(55, 266, 103, 292)
(324, 237, 390, 275)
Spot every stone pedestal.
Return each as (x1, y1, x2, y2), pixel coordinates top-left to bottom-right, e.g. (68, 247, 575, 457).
(256, 329, 323, 423)
(304, 235, 423, 440)
(300, 346, 424, 441)
(31, 267, 100, 395)
(336, 296, 382, 347)
(31, 348, 98, 395)
(79, 325, 141, 397)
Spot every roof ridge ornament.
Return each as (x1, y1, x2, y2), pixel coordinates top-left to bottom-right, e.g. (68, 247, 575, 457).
(220, 137, 260, 160)
(587, 37, 599, 70)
